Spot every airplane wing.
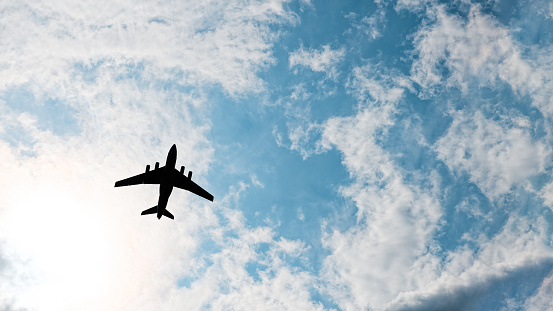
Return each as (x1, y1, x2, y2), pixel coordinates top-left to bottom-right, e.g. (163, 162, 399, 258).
(172, 169, 214, 201)
(114, 166, 166, 187)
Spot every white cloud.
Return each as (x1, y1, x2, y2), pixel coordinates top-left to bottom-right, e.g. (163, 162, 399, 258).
(524, 270, 553, 311)
(388, 216, 553, 310)
(409, 4, 553, 118)
(272, 125, 285, 148)
(319, 66, 442, 310)
(316, 35, 553, 309)
(454, 194, 491, 221)
(4, 1, 553, 310)
(434, 110, 550, 199)
(345, 6, 387, 41)
(297, 207, 305, 221)
(275, 84, 326, 159)
(359, 12, 386, 40)
(395, 0, 430, 13)
(0, 0, 297, 98)
(347, 64, 412, 107)
(539, 181, 553, 211)
(289, 45, 345, 80)
(250, 174, 265, 188)
(282, 62, 410, 160)
(288, 121, 324, 160)
(313, 4, 553, 310)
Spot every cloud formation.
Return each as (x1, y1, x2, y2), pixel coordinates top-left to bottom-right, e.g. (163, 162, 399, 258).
(435, 110, 550, 199)
(2, 0, 553, 310)
(319, 65, 442, 310)
(0, 0, 296, 97)
(289, 45, 345, 80)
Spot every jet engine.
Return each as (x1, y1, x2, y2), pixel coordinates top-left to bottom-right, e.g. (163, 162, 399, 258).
(180, 166, 185, 174)
(155, 162, 159, 170)
(145, 164, 150, 173)
(188, 171, 193, 179)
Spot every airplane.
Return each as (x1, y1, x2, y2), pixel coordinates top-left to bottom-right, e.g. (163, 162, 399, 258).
(114, 144, 213, 220)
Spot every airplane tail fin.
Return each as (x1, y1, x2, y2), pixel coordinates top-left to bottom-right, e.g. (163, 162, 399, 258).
(140, 206, 174, 220)
(141, 206, 157, 215)
(163, 209, 174, 220)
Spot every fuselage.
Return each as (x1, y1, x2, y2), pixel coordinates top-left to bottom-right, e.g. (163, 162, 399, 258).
(157, 144, 177, 219)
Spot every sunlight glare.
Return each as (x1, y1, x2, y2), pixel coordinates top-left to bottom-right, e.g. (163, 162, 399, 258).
(3, 181, 116, 309)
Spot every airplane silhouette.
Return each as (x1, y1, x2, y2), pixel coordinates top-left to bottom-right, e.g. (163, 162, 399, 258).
(115, 144, 213, 219)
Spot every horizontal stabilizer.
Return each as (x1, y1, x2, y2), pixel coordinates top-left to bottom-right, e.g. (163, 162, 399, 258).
(163, 209, 174, 220)
(141, 206, 157, 215)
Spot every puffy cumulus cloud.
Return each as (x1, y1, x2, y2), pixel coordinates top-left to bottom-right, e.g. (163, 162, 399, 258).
(388, 216, 553, 311)
(318, 66, 442, 310)
(289, 45, 346, 80)
(0, 0, 297, 97)
(434, 110, 550, 200)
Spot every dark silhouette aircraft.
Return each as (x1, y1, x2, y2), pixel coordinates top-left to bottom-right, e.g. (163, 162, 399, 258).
(115, 144, 213, 219)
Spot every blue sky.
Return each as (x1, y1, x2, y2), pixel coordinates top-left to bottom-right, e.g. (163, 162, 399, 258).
(1, 0, 553, 310)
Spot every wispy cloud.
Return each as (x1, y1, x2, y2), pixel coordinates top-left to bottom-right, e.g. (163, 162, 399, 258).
(345, 5, 387, 41)
(297, 207, 305, 221)
(0, 0, 297, 97)
(273, 84, 326, 159)
(289, 45, 345, 80)
(524, 270, 553, 311)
